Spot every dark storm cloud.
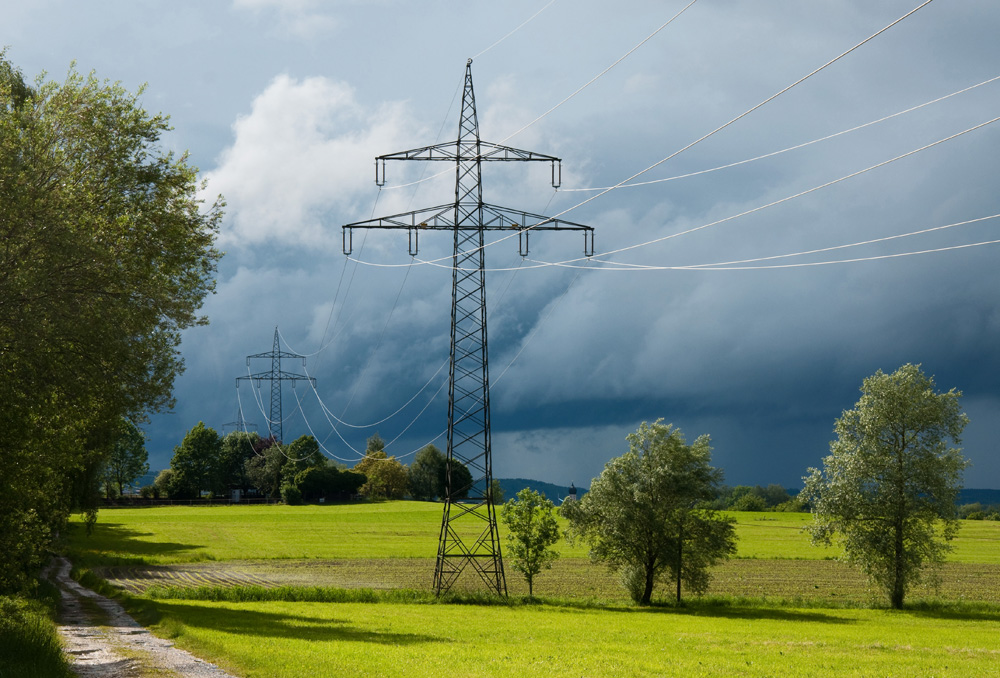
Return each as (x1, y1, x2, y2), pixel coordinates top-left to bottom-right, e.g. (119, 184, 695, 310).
(5, 0, 999, 487)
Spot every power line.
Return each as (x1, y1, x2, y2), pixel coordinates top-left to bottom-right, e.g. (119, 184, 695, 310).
(473, 0, 559, 60)
(558, 74, 1000, 193)
(353, 0, 938, 269)
(354, 112, 998, 274)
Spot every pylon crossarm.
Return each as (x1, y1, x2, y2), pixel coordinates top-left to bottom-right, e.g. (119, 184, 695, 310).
(377, 140, 558, 164)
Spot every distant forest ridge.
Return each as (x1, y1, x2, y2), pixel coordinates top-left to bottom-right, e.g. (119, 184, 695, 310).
(496, 478, 584, 503)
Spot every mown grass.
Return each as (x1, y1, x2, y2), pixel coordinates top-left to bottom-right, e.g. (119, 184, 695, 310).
(64, 502, 1000, 677)
(69, 504, 1000, 566)
(0, 587, 74, 678)
(138, 596, 1000, 678)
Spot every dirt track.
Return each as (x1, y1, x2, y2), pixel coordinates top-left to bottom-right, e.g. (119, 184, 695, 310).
(47, 557, 239, 678)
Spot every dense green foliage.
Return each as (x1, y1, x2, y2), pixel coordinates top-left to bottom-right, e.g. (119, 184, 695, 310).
(355, 448, 409, 500)
(168, 422, 223, 498)
(501, 489, 561, 596)
(564, 420, 737, 604)
(0, 53, 222, 593)
(408, 445, 446, 500)
(802, 364, 969, 609)
(101, 417, 149, 498)
(0, 595, 74, 678)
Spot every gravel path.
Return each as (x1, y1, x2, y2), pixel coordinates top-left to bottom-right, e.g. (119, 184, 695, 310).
(47, 557, 240, 678)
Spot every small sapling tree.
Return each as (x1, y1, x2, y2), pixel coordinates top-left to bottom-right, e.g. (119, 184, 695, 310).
(501, 488, 561, 597)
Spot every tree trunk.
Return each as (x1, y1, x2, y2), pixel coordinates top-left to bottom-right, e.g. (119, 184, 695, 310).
(676, 520, 684, 603)
(642, 559, 655, 605)
(891, 517, 905, 609)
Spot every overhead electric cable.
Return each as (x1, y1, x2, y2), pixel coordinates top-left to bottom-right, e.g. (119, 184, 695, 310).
(473, 0, 558, 60)
(530, 0, 937, 223)
(566, 113, 1000, 265)
(359, 111, 999, 274)
(337, 256, 416, 419)
(346, 0, 938, 271)
(684, 214, 1000, 269)
(499, 0, 700, 145)
(558, 74, 1000, 193)
(378, 0, 699, 192)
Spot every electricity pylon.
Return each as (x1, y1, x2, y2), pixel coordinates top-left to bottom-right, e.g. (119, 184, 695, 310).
(343, 60, 595, 596)
(221, 407, 257, 436)
(236, 327, 315, 444)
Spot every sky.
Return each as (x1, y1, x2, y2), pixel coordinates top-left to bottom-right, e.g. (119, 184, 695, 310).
(5, 0, 1000, 490)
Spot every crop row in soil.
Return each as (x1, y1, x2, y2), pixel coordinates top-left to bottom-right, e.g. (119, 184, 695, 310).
(101, 558, 1000, 603)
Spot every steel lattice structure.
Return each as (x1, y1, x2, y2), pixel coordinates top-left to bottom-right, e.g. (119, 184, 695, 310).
(236, 327, 315, 444)
(343, 60, 594, 596)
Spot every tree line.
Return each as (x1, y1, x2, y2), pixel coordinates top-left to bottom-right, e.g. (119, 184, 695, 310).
(151, 426, 497, 506)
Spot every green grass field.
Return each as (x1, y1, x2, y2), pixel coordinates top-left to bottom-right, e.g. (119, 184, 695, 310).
(65, 503, 1000, 677)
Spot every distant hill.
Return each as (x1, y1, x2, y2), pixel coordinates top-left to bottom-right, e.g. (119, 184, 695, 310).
(496, 478, 586, 504)
(959, 489, 1000, 506)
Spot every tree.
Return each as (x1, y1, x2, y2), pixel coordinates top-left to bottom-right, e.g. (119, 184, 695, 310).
(409, 444, 446, 500)
(245, 438, 284, 499)
(281, 435, 325, 481)
(801, 364, 969, 609)
(102, 418, 150, 497)
(562, 420, 737, 605)
(168, 423, 223, 499)
(490, 478, 505, 505)
(0, 54, 222, 592)
(501, 489, 561, 596)
(219, 431, 261, 496)
(354, 450, 409, 500)
(296, 464, 366, 501)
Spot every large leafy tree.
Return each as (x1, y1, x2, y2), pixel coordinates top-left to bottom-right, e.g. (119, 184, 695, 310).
(406, 444, 473, 501)
(501, 488, 561, 596)
(102, 418, 149, 497)
(219, 431, 261, 496)
(801, 364, 968, 609)
(0, 54, 221, 592)
(409, 444, 446, 500)
(168, 422, 223, 499)
(355, 450, 409, 500)
(563, 420, 736, 604)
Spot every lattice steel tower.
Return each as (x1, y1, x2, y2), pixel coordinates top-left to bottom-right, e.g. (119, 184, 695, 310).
(343, 60, 594, 596)
(236, 327, 315, 444)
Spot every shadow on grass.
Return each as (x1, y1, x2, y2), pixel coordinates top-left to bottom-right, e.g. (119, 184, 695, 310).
(904, 601, 1000, 622)
(153, 601, 446, 646)
(67, 522, 204, 566)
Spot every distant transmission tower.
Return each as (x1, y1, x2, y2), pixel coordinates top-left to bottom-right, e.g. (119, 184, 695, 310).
(236, 327, 315, 444)
(343, 60, 595, 596)
(221, 407, 257, 436)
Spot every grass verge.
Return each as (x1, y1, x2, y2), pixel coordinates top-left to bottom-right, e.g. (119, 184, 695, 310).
(0, 586, 74, 678)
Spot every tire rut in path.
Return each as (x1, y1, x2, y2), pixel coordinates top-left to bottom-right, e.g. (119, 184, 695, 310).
(47, 556, 239, 678)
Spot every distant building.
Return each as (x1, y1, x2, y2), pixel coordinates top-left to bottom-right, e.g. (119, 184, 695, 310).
(565, 482, 578, 503)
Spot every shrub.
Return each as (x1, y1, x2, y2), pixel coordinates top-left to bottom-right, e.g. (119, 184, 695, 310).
(281, 483, 302, 505)
(732, 493, 767, 512)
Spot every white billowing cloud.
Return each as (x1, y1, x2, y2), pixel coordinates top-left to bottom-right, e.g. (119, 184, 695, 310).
(206, 74, 417, 250)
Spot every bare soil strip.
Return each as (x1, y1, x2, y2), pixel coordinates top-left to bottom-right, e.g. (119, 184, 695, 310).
(48, 556, 239, 678)
(100, 557, 1000, 602)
